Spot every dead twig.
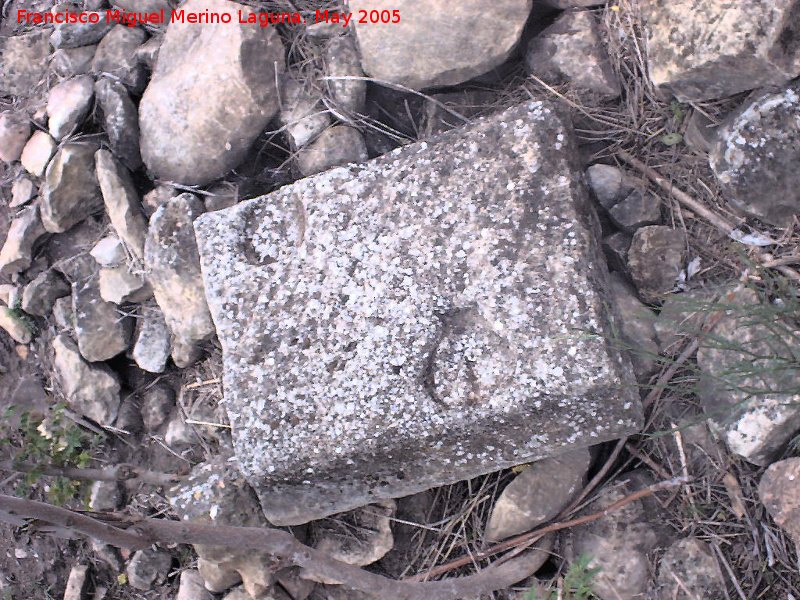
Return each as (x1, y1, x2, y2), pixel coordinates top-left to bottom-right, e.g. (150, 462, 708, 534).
(0, 461, 185, 486)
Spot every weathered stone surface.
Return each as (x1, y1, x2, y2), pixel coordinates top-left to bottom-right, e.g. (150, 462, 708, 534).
(141, 382, 175, 432)
(92, 25, 148, 93)
(145, 193, 214, 365)
(0, 31, 50, 96)
(349, 0, 534, 90)
(194, 101, 642, 525)
(586, 163, 626, 210)
(697, 287, 800, 465)
(135, 35, 162, 69)
(20, 131, 56, 178)
(95, 150, 148, 258)
(51, 46, 97, 78)
(608, 273, 659, 380)
(47, 75, 94, 140)
(139, 0, 285, 185)
(607, 190, 661, 233)
(709, 83, 800, 227)
(52, 333, 121, 424)
(63, 564, 89, 600)
(0, 112, 31, 163)
(142, 185, 178, 218)
(10, 175, 37, 208)
(279, 74, 330, 150)
(198, 558, 242, 594)
(41, 142, 103, 233)
(323, 33, 367, 114)
(601, 232, 631, 274)
(627, 226, 685, 303)
(0, 308, 33, 344)
(88, 480, 122, 511)
(95, 78, 142, 170)
(176, 570, 214, 600)
(0, 206, 47, 276)
(90, 236, 126, 267)
(653, 537, 725, 600)
(644, 0, 800, 101)
(759, 458, 800, 546)
(132, 307, 171, 374)
(485, 448, 591, 542)
(295, 125, 368, 177)
(21, 269, 70, 317)
(50, 13, 114, 49)
(525, 9, 620, 99)
(52, 295, 75, 331)
(98, 264, 151, 304)
(126, 548, 172, 590)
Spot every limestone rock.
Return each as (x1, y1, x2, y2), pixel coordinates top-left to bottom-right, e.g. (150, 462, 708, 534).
(194, 100, 642, 525)
(41, 142, 104, 233)
(525, 9, 620, 99)
(52, 333, 121, 424)
(709, 83, 800, 227)
(139, 0, 285, 185)
(98, 264, 151, 304)
(627, 226, 685, 303)
(132, 308, 171, 374)
(47, 75, 94, 140)
(653, 537, 725, 600)
(51, 46, 97, 78)
(142, 185, 178, 218)
(176, 570, 214, 600)
(95, 78, 142, 170)
(0, 206, 47, 276)
(95, 150, 148, 258)
(323, 34, 367, 114)
(0, 31, 50, 96)
(141, 382, 175, 432)
(0, 308, 33, 344)
(586, 163, 627, 210)
(0, 112, 31, 162)
(759, 458, 800, 545)
(21, 270, 70, 317)
(20, 131, 56, 178)
(126, 548, 172, 590)
(63, 564, 89, 600)
(90, 236, 126, 267)
(608, 273, 659, 379)
(644, 0, 800, 101)
(197, 558, 242, 594)
(279, 74, 330, 150)
(50, 13, 114, 49)
(607, 190, 661, 232)
(697, 287, 800, 465)
(295, 125, 368, 176)
(91, 25, 148, 93)
(349, 0, 533, 90)
(486, 448, 591, 542)
(10, 175, 37, 208)
(144, 193, 214, 366)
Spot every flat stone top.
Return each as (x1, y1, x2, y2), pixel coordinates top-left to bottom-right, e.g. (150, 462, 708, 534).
(195, 100, 642, 525)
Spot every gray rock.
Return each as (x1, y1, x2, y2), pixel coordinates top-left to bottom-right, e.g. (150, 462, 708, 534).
(41, 142, 104, 233)
(50, 13, 114, 49)
(47, 75, 94, 140)
(52, 295, 75, 331)
(349, 0, 534, 90)
(176, 570, 214, 600)
(126, 548, 172, 590)
(601, 232, 631, 274)
(759, 458, 800, 546)
(644, 0, 800, 101)
(141, 383, 175, 433)
(653, 289, 713, 353)
(608, 273, 659, 380)
(135, 35, 162, 69)
(0, 31, 50, 96)
(194, 100, 642, 526)
(485, 448, 591, 542)
(20, 131, 56, 178)
(653, 537, 725, 600)
(525, 9, 620, 99)
(0, 285, 16, 307)
(51, 46, 97, 78)
(0, 206, 47, 276)
(52, 333, 121, 424)
(323, 34, 367, 114)
(95, 78, 142, 170)
(21, 270, 71, 317)
(91, 25, 148, 93)
(144, 194, 214, 367)
(98, 264, 151, 304)
(627, 226, 685, 303)
(95, 150, 148, 258)
(0, 308, 33, 344)
(697, 287, 800, 465)
(586, 163, 625, 209)
(10, 175, 37, 208)
(139, 0, 285, 185)
(132, 308, 171, 374)
(197, 558, 242, 594)
(142, 185, 178, 218)
(0, 112, 31, 163)
(683, 109, 717, 153)
(115, 396, 143, 434)
(279, 74, 330, 150)
(164, 415, 196, 449)
(63, 564, 89, 600)
(607, 189, 662, 233)
(88, 480, 122, 511)
(222, 586, 258, 600)
(295, 125, 368, 176)
(709, 83, 800, 227)
(90, 236, 126, 267)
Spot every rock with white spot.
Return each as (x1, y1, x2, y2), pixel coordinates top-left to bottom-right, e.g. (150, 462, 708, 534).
(20, 131, 57, 178)
(21, 269, 70, 317)
(98, 264, 151, 304)
(90, 236, 126, 267)
(89, 480, 122, 511)
(0, 206, 47, 276)
(0, 308, 33, 344)
(759, 458, 800, 546)
(47, 76, 94, 140)
(139, 0, 285, 185)
(194, 100, 643, 526)
(52, 333, 121, 424)
(323, 33, 367, 114)
(92, 25, 148, 93)
(176, 570, 214, 600)
(709, 82, 800, 227)
(653, 537, 725, 600)
(349, 0, 534, 90)
(41, 142, 104, 233)
(95, 77, 142, 170)
(525, 9, 620, 99)
(95, 150, 149, 258)
(132, 307, 171, 374)
(126, 548, 172, 590)
(295, 125, 368, 176)
(51, 46, 97, 77)
(697, 286, 800, 465)
(10, 175, 37, 208)
(0, 31, 50, 96)
(0, 112, 31, 163)
(627, 226, 685, 303)
(644, 0, 800, 101)
(279, 74, 330, 150)
(63, 564, 89, 600)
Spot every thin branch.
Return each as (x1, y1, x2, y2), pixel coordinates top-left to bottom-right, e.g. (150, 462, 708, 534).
(0, 461, 184, 486)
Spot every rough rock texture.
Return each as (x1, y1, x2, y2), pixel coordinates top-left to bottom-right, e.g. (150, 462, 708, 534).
(21, 270, 71, 317)
(295, 125, 368, 176)
(41, 142, 103, 233)
(485, 448, 591, 541)
(323, 34, 367, 114)
(47, 75, 94, 140)
(144, 193, 214, 366)
(525, 9, 620, 99)
(176, 570, 214, 600)
(279, 74, 330, 150)
(90, 236, 126, 267)
(644, 0, 800, 101)
(0, 308, 33, 344)
(709, 83, 800, 227)
(51, 46, 97, 78)
(0, 206, 47, 276)
(627, 226, 685, 303)
(11, 176, 37, 208)
(98, 264, 151, 304)
(63, 564, 89, 600)
(95, 150, 148, 258)
(608, 273, 659, 380)
(141, 383, 175, 432)
(0, 112, 31, 162)
(50, 12, 113, 49)
(139, 0, 285, 185)
(195, 100, 643, 525)
(95, 77, 142, 170)
(126, 548, 172, 590)
(52, 333, 121, 424)
(0, 31, 51, 96)
(759, 458, 800, 546)
(20, 131, 56, 178)
(197, 558, 242, 593)
(697, 287, 800, 465)
(132, 308, 171, 374)
(91, 25, 148, 93)
(349, 0, 534, 90)
(607, 190, 661, 232)
(653, 537, 725, 600)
